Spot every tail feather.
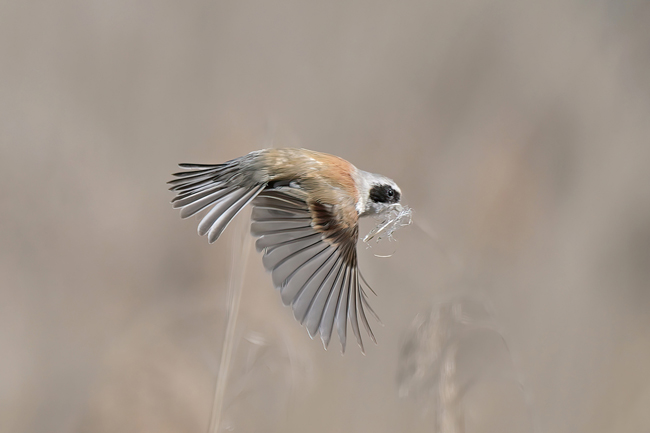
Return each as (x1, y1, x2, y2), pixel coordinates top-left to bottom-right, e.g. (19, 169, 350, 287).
(168, 168, 221, 182)
(168, 167, 239, 192)
(171, 182, 225, 203)
(177, 162, 225, 169)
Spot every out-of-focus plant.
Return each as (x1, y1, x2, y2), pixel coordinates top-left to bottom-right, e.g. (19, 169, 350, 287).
(398, 295, 534, 433)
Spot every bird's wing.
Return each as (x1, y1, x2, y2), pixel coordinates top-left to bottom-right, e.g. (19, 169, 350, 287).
(251, 190, 378, 353)
(168, 162, 266, 243)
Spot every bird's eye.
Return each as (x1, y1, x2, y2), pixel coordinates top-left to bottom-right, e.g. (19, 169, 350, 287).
(386, 188, 394, 197)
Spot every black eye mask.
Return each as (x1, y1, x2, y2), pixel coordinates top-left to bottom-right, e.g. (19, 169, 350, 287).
(369, 184, 401, 204)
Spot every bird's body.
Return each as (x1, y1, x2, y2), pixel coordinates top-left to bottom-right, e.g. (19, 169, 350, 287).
(231, 148, 360, 224)
(169, 148, 404, 352)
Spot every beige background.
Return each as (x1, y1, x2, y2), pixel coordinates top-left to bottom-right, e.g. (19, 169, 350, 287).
(2, 1, 650, 432)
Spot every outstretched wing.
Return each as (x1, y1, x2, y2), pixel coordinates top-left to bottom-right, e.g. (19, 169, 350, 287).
(168, 162, 266, 243)
(251, 190, 378, 353)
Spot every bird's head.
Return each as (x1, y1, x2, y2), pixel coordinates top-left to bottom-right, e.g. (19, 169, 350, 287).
(356, 171, 402, 216)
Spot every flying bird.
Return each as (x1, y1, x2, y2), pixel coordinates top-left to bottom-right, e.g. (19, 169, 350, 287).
(168, 148, 405, 352)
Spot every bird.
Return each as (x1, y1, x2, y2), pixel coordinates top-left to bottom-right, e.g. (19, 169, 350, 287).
(168, 148, 405, 353)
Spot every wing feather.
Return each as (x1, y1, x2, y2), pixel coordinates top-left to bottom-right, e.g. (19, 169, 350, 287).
(304, 257, 345, 338)
(318, 261, 346, 349)
(280, 247, 337, 305)
(348, 267, 364, 353)
(292, 254, 341, 324)
(335, 267, 350, 352)
(250, 190, 378, 352)
(270, 240, 329, 288)
(206, 184, 265, 243)
(261, 236, 324, 271)
(356, 271, 377, 344)
(169, 162, 265, 244)
(177, 186, 235, 217)
(251, 219, 314, 237)
(255, 228, 318, 252)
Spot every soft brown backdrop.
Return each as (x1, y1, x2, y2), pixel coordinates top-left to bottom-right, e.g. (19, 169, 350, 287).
(2, 1, 650, 432)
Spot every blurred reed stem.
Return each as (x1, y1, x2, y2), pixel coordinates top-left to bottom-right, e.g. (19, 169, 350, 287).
(208, 214, 252, 433)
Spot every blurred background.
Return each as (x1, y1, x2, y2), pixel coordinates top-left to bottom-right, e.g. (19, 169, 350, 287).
(2, 0, 650, 432)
